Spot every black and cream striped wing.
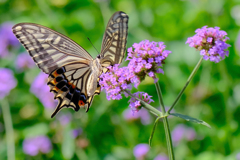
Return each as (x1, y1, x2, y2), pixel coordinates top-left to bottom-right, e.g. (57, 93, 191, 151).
(47, 61, 100, 118)
(100, 11, 129, 67)
(12, 23, 93, 74)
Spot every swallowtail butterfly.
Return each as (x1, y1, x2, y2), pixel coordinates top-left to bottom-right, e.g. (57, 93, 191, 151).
(12, 11, 128, 117)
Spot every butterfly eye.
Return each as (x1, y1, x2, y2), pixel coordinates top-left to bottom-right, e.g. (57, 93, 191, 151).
(97, 55, 101, 59)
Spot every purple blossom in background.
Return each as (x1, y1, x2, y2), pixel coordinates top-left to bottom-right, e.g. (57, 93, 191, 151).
(133, 143, 149, 159)
(72, 128, 83, 138)
(23, 136, 52, 156)
(0, 39, 8, 57)
(0, 22, 20, 57)
(171, 124, 196, 146)
(15, 52, 35, 70)
(0, 68, 17, 99)
(57, 113, 72, 126)
(127, 40, 171, 82)
(185, 127, 196, 141)
(236, 31, 240, 52)
(236, 152, 240, 160)
(123, 108, 138, 121)
(186, 26, 230, 63)
(99, 64, 140, 100)
(31, 72, 57, 109)
(154, 154, 169, 160)
(123, 108, 151, 125)
(172, 124, 185, 145)
(128, 92, 154, 113)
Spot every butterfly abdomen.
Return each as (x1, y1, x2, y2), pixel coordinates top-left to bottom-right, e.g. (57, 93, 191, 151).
(47, 67, 87, 117)
(86, 59, 102, 96)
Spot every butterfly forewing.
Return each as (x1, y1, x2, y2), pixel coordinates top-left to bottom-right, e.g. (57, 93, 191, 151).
(12, 23, 93, 74)
(12, 11, 128, 117)
(100, 11, 129, 67)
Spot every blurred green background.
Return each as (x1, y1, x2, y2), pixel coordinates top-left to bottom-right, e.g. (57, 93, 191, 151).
(0, 0, 240, 159)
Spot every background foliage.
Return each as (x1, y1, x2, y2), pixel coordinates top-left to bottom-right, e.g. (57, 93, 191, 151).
(0, 0, 240, 159)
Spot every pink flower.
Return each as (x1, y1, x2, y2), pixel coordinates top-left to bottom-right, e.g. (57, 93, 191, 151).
(15, 52, 35, 70)
(126, 40, 171, 82)
(99, 64, 140, 101)
(133, 143, 149, 159)
(0, 68, 17, 99)
(128, 92, 154, 113)
(186, 26, 230, 63)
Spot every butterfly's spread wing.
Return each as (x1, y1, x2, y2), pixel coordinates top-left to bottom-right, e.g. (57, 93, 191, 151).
(12, 23, 96, 117)
(100, 11, 129, 67)
(47, 63, 100, 118)
(12, 23, 93, 74)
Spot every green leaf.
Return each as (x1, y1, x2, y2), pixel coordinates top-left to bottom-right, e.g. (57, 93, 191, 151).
(149, 117, 161, 146)
(170, 113, 211, 128)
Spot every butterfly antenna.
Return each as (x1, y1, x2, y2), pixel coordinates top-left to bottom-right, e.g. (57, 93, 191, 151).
(87, 37, 100, 54)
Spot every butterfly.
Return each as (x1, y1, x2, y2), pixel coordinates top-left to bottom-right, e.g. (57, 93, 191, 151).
(12, 11, 128, 118)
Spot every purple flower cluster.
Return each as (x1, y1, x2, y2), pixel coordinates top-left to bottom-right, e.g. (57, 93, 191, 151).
(154, 154, 169, 160)
(0, 22, 19, 57)
(123, 108, 151, 125)
(186, 26, 230, 63)
(171, 124, 196, 145)
(23, 136, 52, 156)
(0, 68, 17, 99)
(31, 72, 57, 109)
(15, 52, 35, 71)
(128, 92, 154, 113)
(133, 143, 149, 159)
(99, 64, 140, 100)
(99, 40, 169, 112)
(127, 40, 171, 82)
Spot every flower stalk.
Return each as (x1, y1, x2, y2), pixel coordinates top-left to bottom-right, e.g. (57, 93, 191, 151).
(1, 99, 15, 160)
(149, 116, 161, 146)
(155, 82, 175, 160)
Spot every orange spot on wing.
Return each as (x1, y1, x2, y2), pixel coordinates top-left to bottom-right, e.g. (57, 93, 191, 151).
(52, 86, 59, 91)
(51, 79, 57, 85)
(78, 100, 85, 106)
(52, 70, 59, 77)
(68, 82, 75, 89)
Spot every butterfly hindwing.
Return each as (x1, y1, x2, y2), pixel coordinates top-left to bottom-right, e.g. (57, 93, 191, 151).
(100, 11, 129, 67)
(12, 23, 93, 74)
(47, 62, 93, 117)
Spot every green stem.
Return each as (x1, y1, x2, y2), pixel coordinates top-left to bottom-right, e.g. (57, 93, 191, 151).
(124, 90, 162, 117)
(149, 116, 161, 146)
(155, 82, 175, 160)
(168, 57, 203, 114)
(1, 99, 15, 160)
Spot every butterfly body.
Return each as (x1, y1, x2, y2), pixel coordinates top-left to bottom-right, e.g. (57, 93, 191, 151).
(12, 11, 128, 117)
(86, 57, 102, 96)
